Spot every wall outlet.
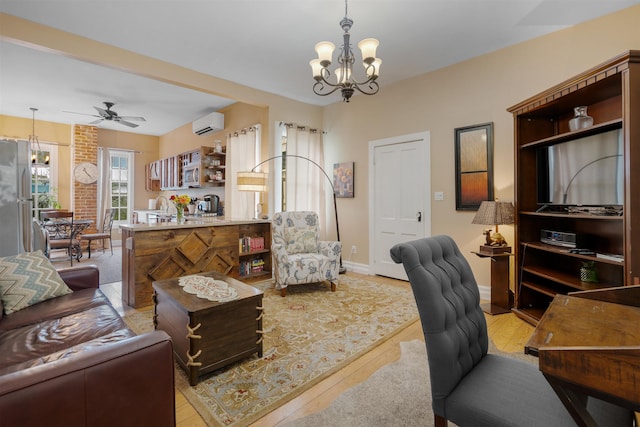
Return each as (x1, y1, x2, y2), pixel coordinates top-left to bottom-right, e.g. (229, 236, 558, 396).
(351, 245, 357, 254)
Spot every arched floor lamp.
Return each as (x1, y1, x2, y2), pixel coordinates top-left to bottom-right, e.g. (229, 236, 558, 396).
(237, 154, 346, 274)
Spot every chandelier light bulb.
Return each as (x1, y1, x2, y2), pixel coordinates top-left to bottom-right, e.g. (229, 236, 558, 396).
(314, 41, 335, 67)
(309, 59, 324, 80)
(334, 68, 343, 84)
(358, 38, 379, 64)
(365, 58, 382, 78)
(335, 67, 352, 84)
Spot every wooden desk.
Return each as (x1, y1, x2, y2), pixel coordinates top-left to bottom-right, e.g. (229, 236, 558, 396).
(525, 286, 640, 426)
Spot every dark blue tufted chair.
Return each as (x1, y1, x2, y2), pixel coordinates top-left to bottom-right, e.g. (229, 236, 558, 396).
(390, 235, 632, 427)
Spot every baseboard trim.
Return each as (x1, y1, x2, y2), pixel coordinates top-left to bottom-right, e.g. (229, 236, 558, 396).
(477, 284, 490, 302)
(342, 261, 491, 301)
(342, 260, 370, 275)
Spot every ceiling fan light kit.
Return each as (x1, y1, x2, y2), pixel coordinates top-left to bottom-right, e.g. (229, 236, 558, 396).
(310, 0, 381, 102)
(65, 101, 146, 128)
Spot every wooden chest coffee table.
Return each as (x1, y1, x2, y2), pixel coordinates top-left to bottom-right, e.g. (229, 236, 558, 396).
(152, 271, 264, 386)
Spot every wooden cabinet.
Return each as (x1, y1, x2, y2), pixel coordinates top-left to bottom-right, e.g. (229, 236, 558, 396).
(145, 161, 161, 191)
(160, 155, 181, 190)
(146, 145, 224, 191)
(146, 154, 184, 191)
(507, 51, 640, 325)
(149, 160, 161, 180)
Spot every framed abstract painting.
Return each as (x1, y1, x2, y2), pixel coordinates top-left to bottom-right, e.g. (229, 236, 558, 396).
(455, 122, 494, 210)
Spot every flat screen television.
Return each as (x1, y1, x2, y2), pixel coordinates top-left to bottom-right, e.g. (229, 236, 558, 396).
(537, 128, 623, 208)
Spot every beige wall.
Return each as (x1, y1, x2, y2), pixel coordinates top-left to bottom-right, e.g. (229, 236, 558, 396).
(322, 5, 640, 286)
(97, 129, 160, 210)
(2, 6, 639, 288)
(0, 115, 73, 208)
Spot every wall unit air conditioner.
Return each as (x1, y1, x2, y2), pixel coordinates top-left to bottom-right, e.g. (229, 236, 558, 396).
(192, 112, 224, 136)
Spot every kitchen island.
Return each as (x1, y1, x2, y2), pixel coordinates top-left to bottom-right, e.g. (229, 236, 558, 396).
(120, 218, 271, 308)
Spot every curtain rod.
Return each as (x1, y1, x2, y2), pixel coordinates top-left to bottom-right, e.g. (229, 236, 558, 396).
(98, 146, 144, 154)
(228, 124, 259, 138)
(278, 122, 326, 134)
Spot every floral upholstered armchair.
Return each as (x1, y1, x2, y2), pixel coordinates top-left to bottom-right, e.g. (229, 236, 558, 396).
(271, 211, 342, 297)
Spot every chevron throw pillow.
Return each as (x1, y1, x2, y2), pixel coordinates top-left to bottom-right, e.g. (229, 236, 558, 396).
(0, 250, 72, 315)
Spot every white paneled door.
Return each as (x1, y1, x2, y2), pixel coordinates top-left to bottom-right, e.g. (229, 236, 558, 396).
(369, 132, 431, 280)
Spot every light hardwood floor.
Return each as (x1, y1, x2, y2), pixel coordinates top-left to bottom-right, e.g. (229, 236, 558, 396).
(100, 273, 535, 427)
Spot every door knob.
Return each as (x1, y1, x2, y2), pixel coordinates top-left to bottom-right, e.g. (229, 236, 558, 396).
(416, 212, 422, 222)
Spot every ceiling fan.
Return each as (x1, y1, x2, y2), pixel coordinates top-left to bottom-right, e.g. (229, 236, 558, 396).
(64, 102, 146, 128)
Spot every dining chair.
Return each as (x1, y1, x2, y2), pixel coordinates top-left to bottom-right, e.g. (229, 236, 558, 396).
(32, 218, 50, 258)
(40, 210, 79, 266)
(81, 209, 115, 258)
(390, 235, 633, 427)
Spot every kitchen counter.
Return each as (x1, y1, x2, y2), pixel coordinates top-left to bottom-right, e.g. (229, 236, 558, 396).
(121, 217, 269, 231)
(120, 218, 272, 308)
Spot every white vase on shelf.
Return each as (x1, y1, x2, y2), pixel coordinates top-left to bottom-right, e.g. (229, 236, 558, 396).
(568, 106, 593, 131)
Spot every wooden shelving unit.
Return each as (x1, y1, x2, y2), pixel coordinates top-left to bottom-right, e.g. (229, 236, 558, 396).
(507, 51, 640, 325)
(202, 147, 226, 187)
(144, 145, 225, 191)
(238, 222, 272, 281)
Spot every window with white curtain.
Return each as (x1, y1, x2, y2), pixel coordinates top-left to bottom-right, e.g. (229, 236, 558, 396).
(273, 123, 327, 232)
(225, 125, 261, 219)
(99, 148, 134, 227)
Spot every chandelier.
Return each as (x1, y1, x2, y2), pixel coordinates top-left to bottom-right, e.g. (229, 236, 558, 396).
(29, 107, 49, 165)
(309, 0, 381, 102)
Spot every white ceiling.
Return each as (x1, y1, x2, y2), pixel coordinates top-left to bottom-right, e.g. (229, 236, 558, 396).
(1, 0, 639, 136)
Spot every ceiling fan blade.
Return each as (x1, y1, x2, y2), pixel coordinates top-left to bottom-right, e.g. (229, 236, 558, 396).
(118, 116, 146, 122)
(63, 110, 101, 118)
(93, 106, 110, 118)
(89, 118, 104, 125)
(117, 120, 139, 128)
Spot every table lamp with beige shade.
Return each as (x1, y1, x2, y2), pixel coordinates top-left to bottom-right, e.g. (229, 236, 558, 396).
(472, 200, 514, 255)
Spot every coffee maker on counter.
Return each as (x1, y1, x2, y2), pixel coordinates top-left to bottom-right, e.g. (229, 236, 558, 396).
(197, 194, 220, 216)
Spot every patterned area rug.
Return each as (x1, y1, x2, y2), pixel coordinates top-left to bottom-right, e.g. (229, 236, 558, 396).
(283, 339, 537, 427)
(123, 275, 419, 426)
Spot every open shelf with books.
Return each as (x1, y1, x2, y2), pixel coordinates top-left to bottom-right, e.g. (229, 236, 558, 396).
(238, 222, 272, 280)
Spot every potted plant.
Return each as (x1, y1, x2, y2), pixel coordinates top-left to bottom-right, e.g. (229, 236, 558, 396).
(37, 189, 61, 210)
(579, 261, 598, 283)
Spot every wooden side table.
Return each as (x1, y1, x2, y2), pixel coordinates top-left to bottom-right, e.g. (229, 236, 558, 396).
(473, 246, 513, 315)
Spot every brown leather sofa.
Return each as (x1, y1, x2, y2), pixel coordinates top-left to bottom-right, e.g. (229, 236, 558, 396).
(0, 265, 176, 427)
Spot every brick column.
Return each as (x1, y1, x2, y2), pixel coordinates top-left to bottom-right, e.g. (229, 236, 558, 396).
(73, 125, 98, 231)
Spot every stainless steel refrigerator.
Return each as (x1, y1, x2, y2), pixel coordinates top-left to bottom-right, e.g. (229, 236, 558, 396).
(0, 139, 33, 256)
